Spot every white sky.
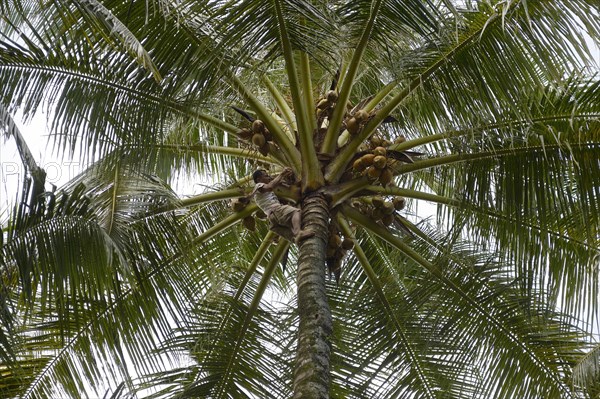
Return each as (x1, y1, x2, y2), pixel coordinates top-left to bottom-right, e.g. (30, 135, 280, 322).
(1, 113, 56, 217)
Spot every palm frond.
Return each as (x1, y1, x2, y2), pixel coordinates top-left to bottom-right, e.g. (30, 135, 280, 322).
(0, 0, 237, 163)
(337, 0, 439, 46)
(343, 204, 591, 397)
(205, 0, 337, 67)
(573, 343, 600, 398)
(69, 0, 162, 81)
(327, 0, 600, 180)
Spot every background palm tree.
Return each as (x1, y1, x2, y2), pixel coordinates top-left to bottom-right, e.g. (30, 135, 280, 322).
(1, 0, 599, 397)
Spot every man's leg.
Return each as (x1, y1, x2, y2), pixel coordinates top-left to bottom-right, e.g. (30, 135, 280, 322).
(291, 209, 314, 244)
(269, 213, 294, 242)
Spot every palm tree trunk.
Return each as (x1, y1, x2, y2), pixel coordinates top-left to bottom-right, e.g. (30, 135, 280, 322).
(293, 193, 332, 399)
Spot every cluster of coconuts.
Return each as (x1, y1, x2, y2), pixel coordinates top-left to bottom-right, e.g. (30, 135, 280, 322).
(352, 195, 406, 227)
(236, 119, 272, 156)
(352, 146, 395, 186)
(334, 107, 372, 149)
(325, 227, 355, 283)
(316, 90, 339, 118)
(345, 109, 370, 136)
(368, 134, 406, 149)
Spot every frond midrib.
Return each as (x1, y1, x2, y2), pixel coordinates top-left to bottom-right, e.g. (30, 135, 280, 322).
(0, 63, 237, 132)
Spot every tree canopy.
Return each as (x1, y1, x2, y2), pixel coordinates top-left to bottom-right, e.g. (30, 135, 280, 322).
(1, 0, 599, 398)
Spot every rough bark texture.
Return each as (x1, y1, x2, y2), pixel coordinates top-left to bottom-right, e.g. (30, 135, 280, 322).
(293, 193, 332, 399)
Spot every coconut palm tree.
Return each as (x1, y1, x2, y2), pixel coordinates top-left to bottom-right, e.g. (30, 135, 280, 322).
(1, 0, 599, 397)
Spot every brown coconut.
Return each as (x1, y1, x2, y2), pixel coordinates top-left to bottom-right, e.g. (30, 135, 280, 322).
(361, 153, 376, 166)
(258, 142, 270, 156)
(341, 238, 355, 250)
(393, 196, 406, 211)
(346, 117, 359, 135)
(231, 199, 246, 212)
(252, 119, 266, 133)
(371, 196, 385, 208)
(326, 90, 338, 103)
(354, 109, 368, 122)
(252, 133, 266, 147)
(237, 128, 253, 140)
(373, 146, 387, 156)
(329, 233, 342, 248)
(379, 167, 394, 186)
(353, 158, 366, 172)
(382, 213, 395, 226)
(370, 136, 383, 147)
(242, 216, 256, 231)
(373, 155, 387, 169)
(366, 166, 382, 180)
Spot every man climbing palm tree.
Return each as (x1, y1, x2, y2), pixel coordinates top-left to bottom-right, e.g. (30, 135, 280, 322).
(251, 167, 314, 244)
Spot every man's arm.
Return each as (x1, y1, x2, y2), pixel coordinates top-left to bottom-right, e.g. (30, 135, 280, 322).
(248, 168, 293, 198)
(263, 168, 293, 191)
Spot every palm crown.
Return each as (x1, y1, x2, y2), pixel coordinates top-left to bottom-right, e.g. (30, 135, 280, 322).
(1, 1, 599, 398)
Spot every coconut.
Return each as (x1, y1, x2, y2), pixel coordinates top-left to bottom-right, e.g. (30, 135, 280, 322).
(373, 146, 387, 156)
(371, 196, 385, 208)
(326, 90, 338, 103)
(242, 216, 256, 231)
(341, 238, 355, 250)
(252, 119, 265, 133)
(255, 209, 267, 219)
(329, 233, 342, 248)
(382, 213, 395, 226)
(393, 196, 406, 211)
(379, 167, 394, 186)
(394, 135, 407, 144)
(370, 136, 383, 147)
(346, 117, 359, 134)
(263, 129, 272, 142)
(354, 109, 368, 122)
(340, 170, 353, 182)
(382, 201, 395, 215)
(231, 199, 246, 212)
(361, 153, 376, 166)
(258, 142, 270, 156)
(382, 139, 393, 147)
(367, 166, 382, 180)
(353, 158, 366, 172)
(252, 133, 266, 147)
(373, 155, 387, 169)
